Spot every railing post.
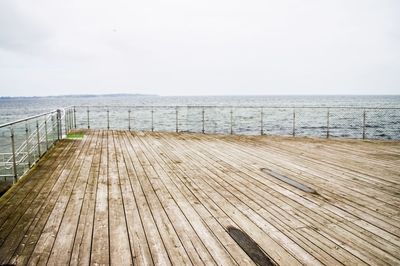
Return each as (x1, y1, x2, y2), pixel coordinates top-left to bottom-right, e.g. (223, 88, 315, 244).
(51, 113, 57, 142)
(66, 109, 69, 130)
(25, 123, 31, 168)
(10, 127, 18, 183)
(202, 108, 205, 134)
(132, 109, 135, 130)
(73, 106, 77, 129)
(87, 107, 90, 129)
(64, 109, 68, 134)
(69, 109, 73, 130)
(67, 109, 70, 130)
(45, 118, 49, 150)
(70, 109, 73, 129)
(292, 108, 296, 137)
(260, 108, 264, 135)
(230, 109, 233, 135)
(175, 107, 179, 133)
(51, 115, 55, 143)
(107, 109, 110, 130)
(151, 108, 154, 132)
(36, 120, 41, 157)
(326, 108, 330, 138)
(128, 109, 131, 131)
(57, 109, 61, 140)
(362, 109, 366, 139)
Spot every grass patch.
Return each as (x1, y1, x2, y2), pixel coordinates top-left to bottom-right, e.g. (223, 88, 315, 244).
(67, 132, 85, 139)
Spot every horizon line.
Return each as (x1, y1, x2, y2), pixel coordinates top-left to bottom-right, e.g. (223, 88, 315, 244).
(1, 93, 400, 98)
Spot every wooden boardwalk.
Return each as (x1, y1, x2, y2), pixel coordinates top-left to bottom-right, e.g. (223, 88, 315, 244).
(0, 130, 399, 265)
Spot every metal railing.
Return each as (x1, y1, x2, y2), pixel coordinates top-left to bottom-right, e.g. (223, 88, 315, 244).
(71, 105, 400, 140)
(1, 105, 399, 184)
(0, 108, 70, 183)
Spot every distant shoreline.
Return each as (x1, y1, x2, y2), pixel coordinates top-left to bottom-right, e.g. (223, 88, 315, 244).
(1, 94, 399, 99)
(0, 93, 158, 99)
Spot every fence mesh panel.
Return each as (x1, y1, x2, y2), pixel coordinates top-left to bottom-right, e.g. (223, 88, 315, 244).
(262, 108, 293, 136)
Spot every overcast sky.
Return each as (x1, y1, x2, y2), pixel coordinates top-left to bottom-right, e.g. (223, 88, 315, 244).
(0, 0, 399, 96)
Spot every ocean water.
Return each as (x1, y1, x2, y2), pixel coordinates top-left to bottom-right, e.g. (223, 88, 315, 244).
(1, 95, 400, 125)
(0, 95, 399, 155)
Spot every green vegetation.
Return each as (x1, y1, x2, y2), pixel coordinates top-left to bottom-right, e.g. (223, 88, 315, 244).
(67, 132, 85, 139)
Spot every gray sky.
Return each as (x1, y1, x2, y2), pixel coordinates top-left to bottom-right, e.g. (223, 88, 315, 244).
(0, 0, 399, 96)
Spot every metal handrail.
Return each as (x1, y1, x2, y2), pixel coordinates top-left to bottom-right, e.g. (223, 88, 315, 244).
(0, 108, 69, 183)
(71, 105, 400, 140)
(73, 105, 400, 110)
(0, 109, 60, 129)
(2, 115, 51, 169)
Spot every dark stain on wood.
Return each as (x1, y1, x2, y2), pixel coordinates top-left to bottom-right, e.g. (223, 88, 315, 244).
(227, 226, 275, 266)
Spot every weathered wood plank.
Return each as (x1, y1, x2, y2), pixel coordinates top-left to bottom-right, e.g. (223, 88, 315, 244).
(90, 130, 110, 265)
(180, 133, 400, 264)
(0, 141, 75, 264)
(140, 132, 257, 265)
(134, 132, 223, 265)
(70, 130, 102, 265)
(155, 132, 318, 265)
(0, 130, 398, 266)
(10, 139, 84, 265)
(0, 140, 72, 229)
(47, 131, 98, 264)
(126, 132, 192, 265)
(108, 131, 133, 265)
(120, 132, 171, 265)
(114, 131, 153, 266)
(27, 133, 94, 265)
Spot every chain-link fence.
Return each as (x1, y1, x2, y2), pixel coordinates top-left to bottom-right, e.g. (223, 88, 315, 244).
(71, 106, 400, 139)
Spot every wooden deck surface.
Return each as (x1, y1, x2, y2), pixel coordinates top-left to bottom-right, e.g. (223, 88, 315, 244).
(0, 130, 399, 265)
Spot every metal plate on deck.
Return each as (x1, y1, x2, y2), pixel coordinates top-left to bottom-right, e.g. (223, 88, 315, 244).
(227, 226, 275, 266)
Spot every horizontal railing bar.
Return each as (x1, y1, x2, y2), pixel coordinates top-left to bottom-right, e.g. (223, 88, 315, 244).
(72, 105, 400, 110)
(0, 109, 67, 184)
(0, 109, 61, 129)
(0, 175, 15, 178)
